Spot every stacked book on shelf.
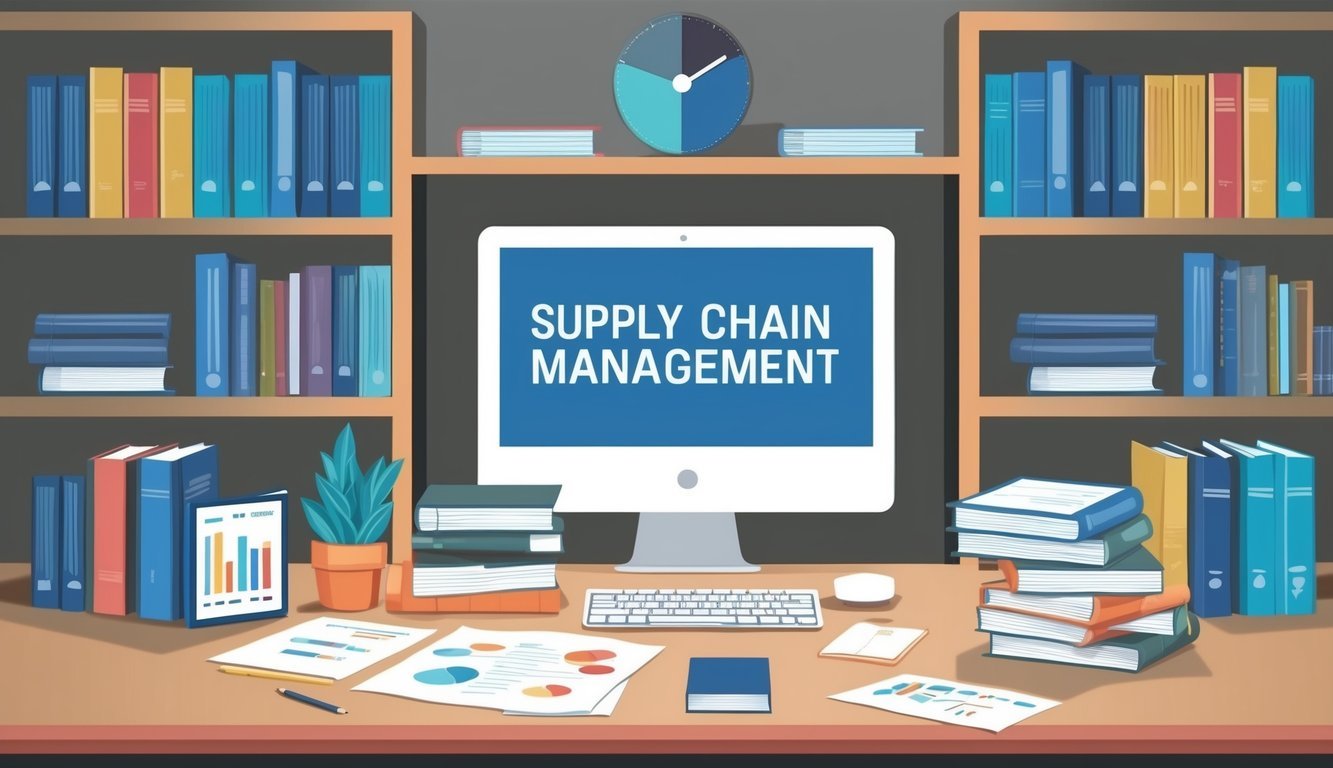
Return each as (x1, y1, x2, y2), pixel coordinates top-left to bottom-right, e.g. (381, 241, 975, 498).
(403, 485, 563, 613)
(26, 65, 391, 219)
(984, 63, 1314, 218)
(777, 127, 924, 157)
(195, 254, 391, 397)
(1009, 312, 1162, 394)
(951, 477, 1200, 672)
(28, 313, 173, 395)
(1182, 252, 1329, 396)
(457, 126, 600, 157)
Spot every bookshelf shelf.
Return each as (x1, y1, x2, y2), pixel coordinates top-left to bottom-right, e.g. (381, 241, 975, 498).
(976, 218, 1333, 237)
(0, 396, 399, 419)
(978, 396, 1333, 418)
(0, 218, 398, 237)
(411, 156, 962, 176)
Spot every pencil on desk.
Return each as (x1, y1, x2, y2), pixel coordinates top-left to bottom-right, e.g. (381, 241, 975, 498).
(217, 665, 332, 686)
(277, 687, 348, 715)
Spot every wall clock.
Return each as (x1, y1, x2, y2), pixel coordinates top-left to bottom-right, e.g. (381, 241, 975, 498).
(613, 13, 752, 154)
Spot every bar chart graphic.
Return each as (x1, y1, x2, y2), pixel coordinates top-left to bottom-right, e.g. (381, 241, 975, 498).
(190, 493, 286, 625)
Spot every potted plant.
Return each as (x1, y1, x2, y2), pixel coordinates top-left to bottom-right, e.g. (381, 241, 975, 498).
(302, 423, 404, 611)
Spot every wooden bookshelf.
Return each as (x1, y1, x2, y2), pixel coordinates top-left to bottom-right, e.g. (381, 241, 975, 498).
(0, 218, 397, 236)
(978, 396, 1333, 419)
(412, 155, 961, 176)
(0, 396, 400, 419)
(976, 218, 1333, 237)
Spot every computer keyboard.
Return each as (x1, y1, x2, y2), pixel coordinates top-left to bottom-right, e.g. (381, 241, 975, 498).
(582, 588, 823, 629)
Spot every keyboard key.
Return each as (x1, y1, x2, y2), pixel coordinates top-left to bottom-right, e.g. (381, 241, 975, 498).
(797, 617, 818, 625)
(759, 616, 780, 624)
(628, 615, 647, 624)
(781, 617, 796, 624)
(738, 616, 758, 624)
(587, 615, 608, 624)
(609, 615, 627, 624)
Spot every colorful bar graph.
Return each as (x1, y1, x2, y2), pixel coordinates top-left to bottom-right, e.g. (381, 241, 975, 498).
(203, 535, 211, 596)
(225, 561, 233, 593)
(263, 541, 272, 589)
(250, 548, 259, 591)
(237, 535, 248, 591)
(212, 532, 223, 594)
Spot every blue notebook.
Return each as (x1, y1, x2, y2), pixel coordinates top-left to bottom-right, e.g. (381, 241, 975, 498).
(59, 475, 86, 611)
(138, 444, 219, 622)
(358, 265, 392, 396)
(234, 74, 269, 218)
(31, 475, 61, 609)
(330, 75, 360, 217)
(272, 60, 314, 217)
(1216, 258, 1240, 396)
(1110, 74, 1142, 217)
(194, 74, 231, 218)
(686, 657, 771, 713)
(983, 73, 1013, 217)
(332, 265, 359, 396)
(359, 75, 392, 217)
(1182, 252, 1215, 396)
(1168, 442, 1232, 618)
(232, 260, 258, 396)
(27, 75, 57, 217)
(1082, 74, 1110, 217)
(195, 253, 232, 396)
(300, 74, 329, 216)
(949, 477, 1143, 541)
(1218, 440, 1276, 616)
(1277, 75, 1314, 219)
(1013, 71, 1046, 217)
(56, 75, 88, 217)
(1046, 60, 1085, 217)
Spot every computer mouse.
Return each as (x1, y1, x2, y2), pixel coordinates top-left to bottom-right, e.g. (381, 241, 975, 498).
(833, 572, 896, 604)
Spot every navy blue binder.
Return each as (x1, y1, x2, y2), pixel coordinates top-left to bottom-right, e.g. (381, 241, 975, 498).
(59, 475, 86, 611)
(1013, 71, 1046, 217)
(1111, 75, 1143, 217)
(300, 74, 329, 216)
(1082, 74, 1110, 217)
(330, 75, 360, 217)
(332, 265, 359, 396)
(27, 75, 57, 217)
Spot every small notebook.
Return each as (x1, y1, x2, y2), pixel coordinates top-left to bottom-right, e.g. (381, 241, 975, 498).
(819, 622, 927, 665)
(686, 657, 771, 713)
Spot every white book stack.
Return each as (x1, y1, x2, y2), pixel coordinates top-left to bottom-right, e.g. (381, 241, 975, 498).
(779, 127, 924, 157)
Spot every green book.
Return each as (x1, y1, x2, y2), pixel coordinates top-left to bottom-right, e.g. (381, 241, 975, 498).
(414, 484, 562, 532)
(412, 517, 565, 554)
(989, 611, 1201, 672)
(1109, 604, 1191, 636)
(258, 279, 275, 397)
(953, 514, 1151, 566)
(999, 547, 1164, 594)
(412, 551, 561, 567)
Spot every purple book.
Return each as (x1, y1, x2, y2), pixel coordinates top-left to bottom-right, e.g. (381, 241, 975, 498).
(301, 265, 333, 396)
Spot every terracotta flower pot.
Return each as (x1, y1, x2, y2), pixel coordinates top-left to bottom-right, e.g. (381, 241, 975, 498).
(310, 541, 388, 611)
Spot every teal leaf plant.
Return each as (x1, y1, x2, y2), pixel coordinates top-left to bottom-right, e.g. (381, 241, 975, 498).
(301, 423, 404, 545)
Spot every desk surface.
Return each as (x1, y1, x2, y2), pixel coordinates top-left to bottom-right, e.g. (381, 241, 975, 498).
(1, 562, 1331, 753)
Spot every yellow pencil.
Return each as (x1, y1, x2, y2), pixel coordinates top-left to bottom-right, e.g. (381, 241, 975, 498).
(217, 665, 333, 686)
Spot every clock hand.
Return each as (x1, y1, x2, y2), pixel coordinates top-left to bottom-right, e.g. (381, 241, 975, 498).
(688, 55, 728, 82)
(671, 55, 728, 94)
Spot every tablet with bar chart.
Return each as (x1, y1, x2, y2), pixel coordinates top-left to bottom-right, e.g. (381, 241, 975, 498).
(185, 491, 289, 627)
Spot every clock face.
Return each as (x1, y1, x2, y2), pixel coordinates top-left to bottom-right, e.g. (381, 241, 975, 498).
(613, 14, 751, 154)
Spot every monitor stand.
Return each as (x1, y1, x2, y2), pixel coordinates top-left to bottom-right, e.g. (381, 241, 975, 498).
(616, 512, 759, 572)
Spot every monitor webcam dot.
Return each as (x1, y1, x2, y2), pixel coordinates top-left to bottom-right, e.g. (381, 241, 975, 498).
(677, 470, 698, 489)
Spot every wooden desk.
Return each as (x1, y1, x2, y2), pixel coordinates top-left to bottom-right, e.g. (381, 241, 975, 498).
(1, 562, 1330, 754)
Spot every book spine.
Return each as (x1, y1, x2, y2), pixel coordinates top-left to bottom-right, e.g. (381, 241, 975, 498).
(1209, 73, 1242, 218)
(330, 75, 361, 217)
(288, 273, 302, 395)
(27, 75, 57, 217)
(1195, 455, 1233, 617)
(1277, 452, 1316, 614)
(1014, 313, 1157, 336)
(981, 73, 1007, 217)
(1046, 61, 1083, 216)
(1277, 75, 1314, 218)
(1182, 252, 1215, 396)
(411, 532, 563, 554)
(1280, 283, 1291, 394)
(178, 447, 219, 613)
(195, 253, 231, 396)
(193, 75, 230, 218)
(1082, 74, 1109, 217)
(1075, 488, 1146, 539)
(123, 72, 158, 219)
(1008, 336, 1156, 365)
(259, 279, 276, 397)
(34, 312, 171, 338)
(1143, 74, 1173, 218)
(1317, 327, 1330, 396)
(271, 61, 303, 217)
(91, 458, 131, 615)
(28, 337, 169, 366)
(32, 476, 61, 608)
(1111, 75, 1143, 217)
(1244, 66, 1277, 218)
(59, 475, 86, 611)
(1292, 280, 1314, 395)
(300, 74, 329, 217)
(1130, 441, 1167, 566)
(1268, 274, 1281, 395)
(234, 74, 270, 218)
(232, 261, 257, 396)
(1217, 258, 1240, 396)
(301, 265, 333, 396)
(359, 75, 392, 217)
(159, 67, 192, 218)
(1235, 452, 1276, 615)
(274, 280, 289, 397)
(1238, 266, 1268, 396)
(136, 456, 178, 621)
(1172, 75, 1206, 218)
(332, 266, 359, 396)
(89, 67, 123, 219)
(358, 265, 392, 396)
(57, 75, 88, 218)
(1013, 72, 1046, 217)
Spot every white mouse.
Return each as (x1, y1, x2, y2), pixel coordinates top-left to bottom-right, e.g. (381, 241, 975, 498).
(833, 572, 896, 604)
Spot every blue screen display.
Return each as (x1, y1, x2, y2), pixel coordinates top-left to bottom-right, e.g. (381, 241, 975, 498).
(499, 247, 874, 447)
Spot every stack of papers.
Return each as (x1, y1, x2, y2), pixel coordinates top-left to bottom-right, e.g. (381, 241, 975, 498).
(209, 618, 436, 680)
(779, 127, 924, 156)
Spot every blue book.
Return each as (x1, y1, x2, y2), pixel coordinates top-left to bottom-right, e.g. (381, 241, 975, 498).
(138, 444, 218, 622)
(332, 265, 359, 396)
(1182, 253, 1215, 396)
(232, 260, 257, 396)
(686, 657, 771, 713)
(195, 254, 232, 396)
(1046, 60, 1085, 217)
(35, 312, 170, 338)
(300, 74, 329, 217)
(948, 477, 1144, 541)
(1257, 440, 1316, 615)
(1216, 258, 1240, 396)
(1111, 74, 1143, 217)
(1009, 336, 1156, 365)
(1318, 326, 1332, 396)
(56, 75, 87, 217)
(331, 75, 360, 217)
(1015, 312, 1157, 336)
(1013, 71, 1046, 217)
(358, 265, 392, 397)
(983, 73, 1013, 217)
(193, 75, 230, 217)
(1279, 283, 1291, 394)
(28, 337, 168, 366)
(1277, 75, 1314, 219)
(31, 475, 61, 609)
(1218, 440, 1276, 616)
(272, 60, 313, 217)
(27, 75, 57, 217)
(359, 75, 392, 217)
(1168, 443, 1231, 618)
(1082, 74, 1110, 217)
(1238, 265, 1267, 396)
(234, 74, 269, 218)
(58, 475, 86, 611)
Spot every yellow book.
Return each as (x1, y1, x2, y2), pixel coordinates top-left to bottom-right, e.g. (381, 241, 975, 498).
(1172, 75, 1206, 218)
(89, 67, 123, 218)
(1143, 75, 1174, 218)
(1243, 66, 1277, 218)
(1130, 441, 1189, 589)
(159, 67, 193, 218)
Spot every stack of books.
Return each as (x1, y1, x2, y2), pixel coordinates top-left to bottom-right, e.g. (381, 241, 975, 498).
(1009, 312, 1162, 394)
(777, 127, 924, 157)
(409, 485, 564, 612)
(457, 126, 599, 157)
(951, 477, 1200, 672)
(28, 313, 173, 395)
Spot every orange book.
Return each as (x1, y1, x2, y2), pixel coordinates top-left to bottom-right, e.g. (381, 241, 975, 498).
(1292, 280, 1315, 395)
(387, 561, 562, 613)
(979, 581, 1191, 627)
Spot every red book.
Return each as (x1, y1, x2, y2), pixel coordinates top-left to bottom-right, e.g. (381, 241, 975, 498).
(123, 72, 158, 218)
(1209, 73, 1242, 218)
(90, 444, 173, 615)
(274, 279, 289, 396)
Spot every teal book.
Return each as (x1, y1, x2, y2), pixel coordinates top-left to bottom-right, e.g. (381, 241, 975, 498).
(193, 74, 230, 217)
(1219, 439, 1277, 616)
(358, 265, 392, 397)
(952, 513, 1151, 566)
(415, 484, 562, 532)
(989, 612, 1200, 672)
(412, 517, 565, 554)
(359, 75, 391, 217)
(1277, 75, 1314, 218)
(983, 73, 1013, 217)
(1256, 440, 1316, 615)
(234, 74, 269, 218)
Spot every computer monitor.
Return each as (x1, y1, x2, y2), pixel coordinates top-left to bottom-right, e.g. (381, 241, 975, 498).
(477, 226, 894, 572)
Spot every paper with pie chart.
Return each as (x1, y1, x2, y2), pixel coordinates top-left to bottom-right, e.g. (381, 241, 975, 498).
(352, 626, 663, 716)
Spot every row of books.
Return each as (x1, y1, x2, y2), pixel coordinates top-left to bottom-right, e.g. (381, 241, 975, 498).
(454, 125, 926, 157)
(196, 254, 391, 397)
(1008, 313, 1162, 394)
(26, 65, 391, 219)
(410, 485, 563, 612)
(27, 313, 173, 395)
(1183, 253, 1329, 396)
(30, 443, 219, 620)
(984, 63, 1314, 218)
